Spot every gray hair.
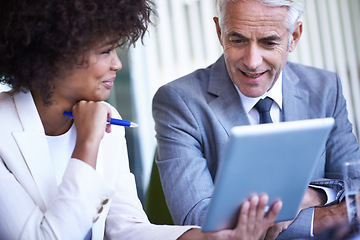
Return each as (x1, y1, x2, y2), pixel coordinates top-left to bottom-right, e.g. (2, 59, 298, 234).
(215, 0, 306, 33)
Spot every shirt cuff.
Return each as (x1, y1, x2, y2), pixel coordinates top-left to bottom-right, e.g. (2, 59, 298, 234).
(310, 185, 336, 204)
(310, 207, 315, 237)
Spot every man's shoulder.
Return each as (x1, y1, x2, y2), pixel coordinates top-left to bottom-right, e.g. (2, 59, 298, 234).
(285, 62, 337, 77)
(172, 67, 209, 85)
(284, 62, 340, 92)
(156, 65, 213, 99)
(161, 55, 226, 90)
(166, 65, 213, 88)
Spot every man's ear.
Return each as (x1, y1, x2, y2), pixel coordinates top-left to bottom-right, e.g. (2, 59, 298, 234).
(289, 21, 303, 52)
(213, 17, 223, 47)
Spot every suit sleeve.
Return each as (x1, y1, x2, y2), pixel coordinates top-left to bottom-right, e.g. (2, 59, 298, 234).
(152, 85, 214, 226)
(279, 73, 360, 239)
(323, 75, 360, 177)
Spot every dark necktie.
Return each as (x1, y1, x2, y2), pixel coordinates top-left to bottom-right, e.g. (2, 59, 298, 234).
(254, 97, 274, 124)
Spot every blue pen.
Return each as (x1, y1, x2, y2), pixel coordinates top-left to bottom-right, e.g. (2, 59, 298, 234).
(64, 111, 138, 128)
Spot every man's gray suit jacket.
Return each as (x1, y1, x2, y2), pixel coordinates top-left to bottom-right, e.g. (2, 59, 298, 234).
(152, 55, 360, 239)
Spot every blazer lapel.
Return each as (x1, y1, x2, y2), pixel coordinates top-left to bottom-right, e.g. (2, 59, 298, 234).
(12, 91, 57, 210)
(207, 59, 310, 131)
(282, 64, 310, 121)
(207, 56, 250, 136)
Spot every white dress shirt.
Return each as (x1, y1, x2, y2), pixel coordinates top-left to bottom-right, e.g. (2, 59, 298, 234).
(236, 72, 283, 124)
(47, 124, 76, 185)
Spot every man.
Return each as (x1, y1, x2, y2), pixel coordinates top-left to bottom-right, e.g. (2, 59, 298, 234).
(152, 0, 360, 239)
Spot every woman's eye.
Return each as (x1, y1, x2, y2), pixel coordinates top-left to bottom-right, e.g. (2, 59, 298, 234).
(102, 49, 112, 54)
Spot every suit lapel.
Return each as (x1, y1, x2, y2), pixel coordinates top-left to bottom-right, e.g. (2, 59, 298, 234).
(207, 56, 250, 136)
(282, 64, 310, 121)
(12, 91, 57, 210)
(207, 59, 310, 132)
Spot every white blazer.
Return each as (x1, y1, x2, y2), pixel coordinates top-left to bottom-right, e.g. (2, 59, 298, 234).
(0, 91, 191, 240)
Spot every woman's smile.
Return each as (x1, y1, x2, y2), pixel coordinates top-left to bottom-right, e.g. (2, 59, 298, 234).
(101, 76, 116, 89)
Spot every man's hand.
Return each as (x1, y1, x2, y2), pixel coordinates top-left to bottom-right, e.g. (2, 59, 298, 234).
(313, 201, 348, 235)
(301, 187, 327, 209)
(263, 187, 327, 239)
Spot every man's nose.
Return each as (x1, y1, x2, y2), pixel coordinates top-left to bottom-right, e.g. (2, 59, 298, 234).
(243, 44, 262, 71)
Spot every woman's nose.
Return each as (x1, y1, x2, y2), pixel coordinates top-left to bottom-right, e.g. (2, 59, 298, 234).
(111, 50, 122, 71)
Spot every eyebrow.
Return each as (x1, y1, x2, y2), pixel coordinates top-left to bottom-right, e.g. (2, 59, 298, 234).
(261, 35, 281, 41)
(229, 32, 247, 38)
(99, 39, 119, 48)
(228, 32, 281, 41)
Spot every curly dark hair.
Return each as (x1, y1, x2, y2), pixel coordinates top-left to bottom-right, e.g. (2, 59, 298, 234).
(0, 0, 154, 104)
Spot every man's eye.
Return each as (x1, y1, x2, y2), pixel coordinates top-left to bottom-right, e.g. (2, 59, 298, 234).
(229, 37, 246, 44)
(266, 42, 276, 45)
(231, 39, 243, 43)
(262, 41, 277, 48)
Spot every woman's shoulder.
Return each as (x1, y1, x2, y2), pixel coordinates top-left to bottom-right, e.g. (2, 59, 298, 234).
(0, 90, 23, 132)
(0, 90, 17, 119)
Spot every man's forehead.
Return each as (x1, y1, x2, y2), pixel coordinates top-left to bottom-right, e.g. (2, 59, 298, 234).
(224, 17, 289, 37)
(225, 0, 288, 22)
(223, 1, 289, 34)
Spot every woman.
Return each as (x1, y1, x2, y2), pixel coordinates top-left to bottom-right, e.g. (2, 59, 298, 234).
(0, 0, 281, 239)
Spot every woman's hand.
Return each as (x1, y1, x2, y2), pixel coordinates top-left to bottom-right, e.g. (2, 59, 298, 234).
(178, 194, 282, 240)
(70, 100, 112, 169)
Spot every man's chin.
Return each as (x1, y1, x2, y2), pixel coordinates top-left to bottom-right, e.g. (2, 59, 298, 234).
(238, 86, 269, 98)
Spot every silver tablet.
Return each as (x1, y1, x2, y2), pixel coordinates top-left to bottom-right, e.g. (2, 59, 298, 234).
(201, 118, 335, 232)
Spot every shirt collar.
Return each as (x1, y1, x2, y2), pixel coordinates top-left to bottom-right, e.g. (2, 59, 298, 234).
(235, 71, 283, 114)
